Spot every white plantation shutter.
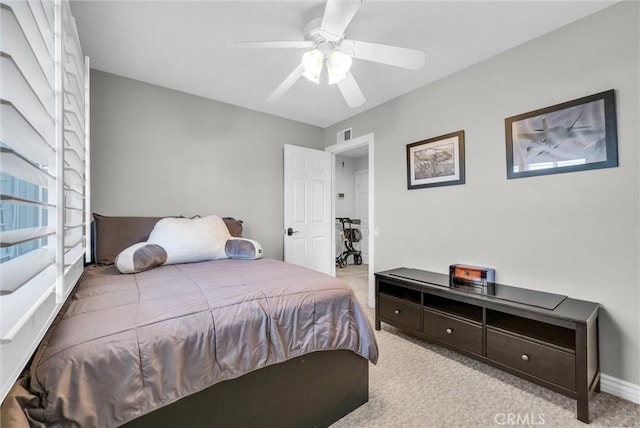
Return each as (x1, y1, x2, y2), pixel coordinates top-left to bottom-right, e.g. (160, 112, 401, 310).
(61, 0, 86, 288)
(0, 0, 89, 401)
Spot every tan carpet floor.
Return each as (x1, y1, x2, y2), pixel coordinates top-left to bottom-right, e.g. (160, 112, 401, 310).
(333, 264, 640, 428)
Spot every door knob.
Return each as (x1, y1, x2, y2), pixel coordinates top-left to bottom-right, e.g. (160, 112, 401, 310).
(286, 227, 299, 236)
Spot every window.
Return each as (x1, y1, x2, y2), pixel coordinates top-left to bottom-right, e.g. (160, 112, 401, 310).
(0, 173, 50, 264)
(0, 0, 89, 401)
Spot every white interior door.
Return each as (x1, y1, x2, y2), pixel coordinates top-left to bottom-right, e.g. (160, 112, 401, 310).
(355, 170, 369, 264)
(284, 144, 332, 275)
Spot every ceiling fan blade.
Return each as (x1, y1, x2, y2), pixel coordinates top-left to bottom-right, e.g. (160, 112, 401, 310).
(347, 39, 425, 70)
(336, 72, 365, 108)
(267, 63, 305, 104)
(321, 0, 362, 36)
(231, 41, 315, 49)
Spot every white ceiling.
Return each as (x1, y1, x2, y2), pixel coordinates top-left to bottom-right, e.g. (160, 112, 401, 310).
(71, 1, 616, 128)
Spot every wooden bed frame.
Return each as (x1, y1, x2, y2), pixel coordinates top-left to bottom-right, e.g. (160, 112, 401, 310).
(122, 349, 369, 428)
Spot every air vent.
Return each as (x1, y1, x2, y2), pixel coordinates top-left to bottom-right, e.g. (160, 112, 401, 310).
(337, 127, 352, 144)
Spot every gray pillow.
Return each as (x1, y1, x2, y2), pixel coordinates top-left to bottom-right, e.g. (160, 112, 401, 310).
(115, 243, 168, 274)
(93, 214, 163, 265)
(225, 238, 263, 260)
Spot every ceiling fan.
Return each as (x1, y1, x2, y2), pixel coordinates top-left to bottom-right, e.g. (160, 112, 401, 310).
(234, 0, 426, 108)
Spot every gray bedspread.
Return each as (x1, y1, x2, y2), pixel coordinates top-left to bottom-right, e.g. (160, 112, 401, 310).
(22, 259, 378, 427)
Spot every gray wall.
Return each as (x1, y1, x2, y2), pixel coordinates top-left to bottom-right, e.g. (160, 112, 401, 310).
(90, 70, 324, 259)
(324, 2, 639, 384)
(335, 155, 358, 218)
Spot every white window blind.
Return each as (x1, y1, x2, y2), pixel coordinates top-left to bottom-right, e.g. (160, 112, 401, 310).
(0, 0, 89, 402)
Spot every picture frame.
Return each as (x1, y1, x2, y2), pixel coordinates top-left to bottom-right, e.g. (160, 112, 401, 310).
(505, 89, 618, 179)
(406, 130, 465, 189)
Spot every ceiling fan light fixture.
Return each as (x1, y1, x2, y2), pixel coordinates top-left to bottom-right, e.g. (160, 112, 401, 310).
(327, 49, 352, 85)
(330, 50, 352, 73)
(302, 69, 321, 84)
(302, 49, 324, 84)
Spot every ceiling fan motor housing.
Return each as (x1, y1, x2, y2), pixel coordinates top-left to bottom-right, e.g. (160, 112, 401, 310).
(304, 16, 344, 46)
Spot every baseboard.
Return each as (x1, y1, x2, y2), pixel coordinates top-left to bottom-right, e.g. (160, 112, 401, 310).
(600, 373, 640, 404)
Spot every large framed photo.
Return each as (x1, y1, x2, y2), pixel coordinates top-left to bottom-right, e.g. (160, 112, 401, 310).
(406, 130, 465, 190)
(505, 90, 618, 179)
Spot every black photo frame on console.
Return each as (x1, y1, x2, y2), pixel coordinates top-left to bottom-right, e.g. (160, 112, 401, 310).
(505, 89, 618, 179)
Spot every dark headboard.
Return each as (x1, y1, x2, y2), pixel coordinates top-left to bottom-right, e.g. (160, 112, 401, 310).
(92, 214, 243, 265)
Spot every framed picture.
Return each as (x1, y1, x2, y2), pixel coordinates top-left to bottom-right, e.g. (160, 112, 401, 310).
(406, 130, 465, 189)
(505, 89, 618, 179)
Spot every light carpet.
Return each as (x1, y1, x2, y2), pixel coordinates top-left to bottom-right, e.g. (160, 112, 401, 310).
(334, 264, 640, 427)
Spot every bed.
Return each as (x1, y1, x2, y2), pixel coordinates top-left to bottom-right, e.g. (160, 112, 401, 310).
(2, 215, 378, 427)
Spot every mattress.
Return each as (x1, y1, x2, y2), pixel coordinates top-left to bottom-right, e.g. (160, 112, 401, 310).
(23, 258, 378, 427)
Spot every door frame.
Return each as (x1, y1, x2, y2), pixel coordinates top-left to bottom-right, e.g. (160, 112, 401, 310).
(325, 133, 375, 308)
(354, 169, 369, 265)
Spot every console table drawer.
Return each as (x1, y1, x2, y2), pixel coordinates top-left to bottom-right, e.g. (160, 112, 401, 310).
(379, 295, 422, 331)
(486, 329, 575, 390)
(423, 308, 482, 355)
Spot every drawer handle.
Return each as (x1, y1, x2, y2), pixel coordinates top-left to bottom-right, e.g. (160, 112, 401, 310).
(394, 309, 401, 315)
(521, 354, 529, 361)
(445, 328, 453, 334)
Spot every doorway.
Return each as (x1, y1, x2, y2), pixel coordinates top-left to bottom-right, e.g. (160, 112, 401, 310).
(326, 133, 375, 308)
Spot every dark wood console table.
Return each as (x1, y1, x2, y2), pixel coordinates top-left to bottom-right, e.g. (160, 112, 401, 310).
(375, 268, 600, 423)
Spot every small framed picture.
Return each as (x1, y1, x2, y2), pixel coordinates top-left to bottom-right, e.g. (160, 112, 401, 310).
(406, 130, 465, 190)
(505, 90, 618, 179)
